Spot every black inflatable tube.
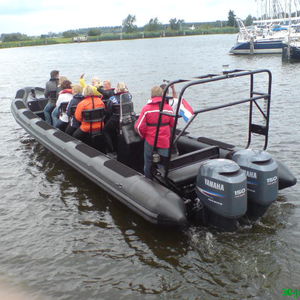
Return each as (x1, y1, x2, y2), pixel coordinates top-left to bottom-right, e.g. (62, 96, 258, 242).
(177, 135, 297, 190)
(11, 88, 188, 227)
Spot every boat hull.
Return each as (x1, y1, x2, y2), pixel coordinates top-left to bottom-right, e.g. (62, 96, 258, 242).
(11, 88, 188, 227)
(282, 44, 300, 61)
(230, 40, 284, 54)
(11, 87, 296, 229)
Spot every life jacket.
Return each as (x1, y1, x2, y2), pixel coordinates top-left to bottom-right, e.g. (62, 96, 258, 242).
(75, 96, 105, 132)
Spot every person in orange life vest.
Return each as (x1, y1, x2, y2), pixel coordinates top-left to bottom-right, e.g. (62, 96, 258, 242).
(135, 86, 175, 179)
(73, 85, 105, 143)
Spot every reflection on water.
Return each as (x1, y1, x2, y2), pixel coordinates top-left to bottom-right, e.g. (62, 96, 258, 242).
(0, 34, 299, 299)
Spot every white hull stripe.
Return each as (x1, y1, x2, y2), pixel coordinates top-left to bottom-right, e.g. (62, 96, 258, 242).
(230, 48, 282, 54)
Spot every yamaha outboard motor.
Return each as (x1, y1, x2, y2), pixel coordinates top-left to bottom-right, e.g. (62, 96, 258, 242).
(232, 149, 278, 219)
(196, 159, 247, 231)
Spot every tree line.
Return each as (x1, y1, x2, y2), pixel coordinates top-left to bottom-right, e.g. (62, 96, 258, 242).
(1, 11, 252, 42)
(227, 10, 254, 27)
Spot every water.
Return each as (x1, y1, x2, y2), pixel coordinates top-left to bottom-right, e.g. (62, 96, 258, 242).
(0, 34, 299, 300)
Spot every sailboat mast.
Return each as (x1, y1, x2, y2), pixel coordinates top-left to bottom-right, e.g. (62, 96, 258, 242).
(287, 0, 292, 59)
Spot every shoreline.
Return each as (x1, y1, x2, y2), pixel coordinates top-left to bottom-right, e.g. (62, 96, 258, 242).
(0, 28, 238, 49)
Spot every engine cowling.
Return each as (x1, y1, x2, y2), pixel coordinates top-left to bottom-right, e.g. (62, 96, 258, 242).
(196, 159, 247, 219)
(232, 149, 278, 207)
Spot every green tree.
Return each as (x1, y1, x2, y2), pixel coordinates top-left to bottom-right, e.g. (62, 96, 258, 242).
(227, 10, 236, 27)
(122, 14, 137, 33)
(1, 33, 30, 42)
(144, 18, 163, 31)
(169, 18, 185, 30)
(87, 28, 101, 36)
(245, 15, 253, 26)
(47, 32, 57, 38)
(62, 30, 78, 38)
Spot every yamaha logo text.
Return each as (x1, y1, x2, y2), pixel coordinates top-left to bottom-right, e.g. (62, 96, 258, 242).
(246, 170, 257, 179)
(205, 178, 224, 191)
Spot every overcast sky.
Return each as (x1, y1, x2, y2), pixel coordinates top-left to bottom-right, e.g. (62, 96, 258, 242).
(0, 0, 257, 35)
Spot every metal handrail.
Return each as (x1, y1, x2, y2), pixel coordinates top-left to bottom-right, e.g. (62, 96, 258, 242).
(152, 69, 272, 179)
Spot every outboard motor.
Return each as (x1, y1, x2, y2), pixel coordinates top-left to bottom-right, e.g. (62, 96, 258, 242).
(196, 159, 247, 231)
(232, 149, 278, 219)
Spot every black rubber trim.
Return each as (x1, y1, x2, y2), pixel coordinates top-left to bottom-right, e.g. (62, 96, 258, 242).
(104, 159, 138, 177)
(75, 143, 101, 158)
(146, 122, 169, 127)
(197, 137, 235, 149)
(250, 124, 268, 136)
(15, 89, 25, 99)
(36, 121, 53, 130)
(15, 101, 26, 109)
(168, 146, 219, 170)
(23, 110, 38, 119)
(53, 131, 77, 143)
(35, 87, 45, 92)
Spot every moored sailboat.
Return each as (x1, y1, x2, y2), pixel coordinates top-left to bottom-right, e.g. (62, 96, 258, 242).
(230, 0, 300, 54)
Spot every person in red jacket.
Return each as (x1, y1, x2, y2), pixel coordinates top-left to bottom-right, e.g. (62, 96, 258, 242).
(73, 85, 105, 143)
(135, 86, 175, 179)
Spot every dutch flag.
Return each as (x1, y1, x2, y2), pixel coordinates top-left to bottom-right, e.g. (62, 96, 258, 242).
(171, 98, 195, 123)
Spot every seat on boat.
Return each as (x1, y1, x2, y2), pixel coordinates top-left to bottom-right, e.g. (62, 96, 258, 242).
(82, 107, 107, 153)
(165, 146, 220, 186)
(112, 102, 141, 145)
(58, 102, 68, 114)
(112, 101, 133, 116)
(117, 109, 144, 172)
(27, 97, 48, 110)
(82, 107, 106, 123)
(27, 88, 54, 119)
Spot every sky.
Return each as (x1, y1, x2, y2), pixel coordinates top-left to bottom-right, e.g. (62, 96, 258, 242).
(0, 0, 257, 35)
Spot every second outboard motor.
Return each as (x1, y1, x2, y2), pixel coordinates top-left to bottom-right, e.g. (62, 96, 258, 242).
(232, 149, 278, 218)
(196, 159, 247, 231)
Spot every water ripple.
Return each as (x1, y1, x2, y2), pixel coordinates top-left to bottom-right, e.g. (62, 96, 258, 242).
(0, 35, 299, 300)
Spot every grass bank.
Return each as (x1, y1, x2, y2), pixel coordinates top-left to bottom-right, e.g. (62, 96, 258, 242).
(0, 27, 238, 49)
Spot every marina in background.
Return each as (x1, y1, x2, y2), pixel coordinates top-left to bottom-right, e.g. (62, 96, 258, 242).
(230, 0, 300, 54)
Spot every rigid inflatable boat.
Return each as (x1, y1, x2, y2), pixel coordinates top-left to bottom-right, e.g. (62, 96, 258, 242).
(11, 69, 297, 231)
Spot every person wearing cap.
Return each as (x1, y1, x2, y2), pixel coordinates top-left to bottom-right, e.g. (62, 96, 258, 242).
(43, 70, 59, 124)
(135, 86, 175, 179)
